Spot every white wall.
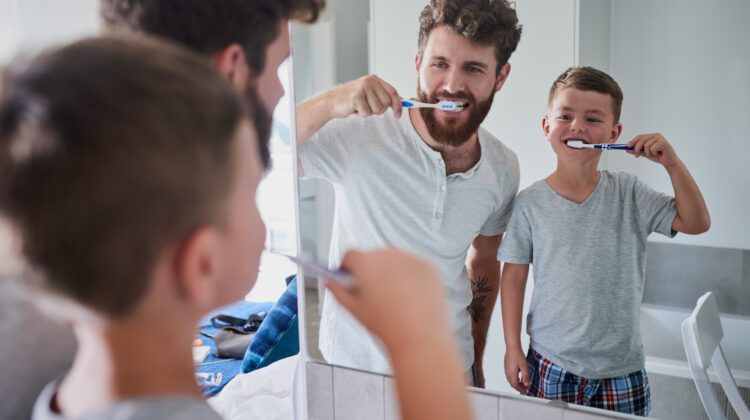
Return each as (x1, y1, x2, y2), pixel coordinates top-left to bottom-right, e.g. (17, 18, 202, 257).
(603, 0, 750, 250)
(0, 0, 99, 63)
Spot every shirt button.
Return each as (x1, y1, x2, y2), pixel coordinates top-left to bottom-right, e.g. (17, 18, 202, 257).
(435, 211, 443, 219)
(440, 184, 446, 191)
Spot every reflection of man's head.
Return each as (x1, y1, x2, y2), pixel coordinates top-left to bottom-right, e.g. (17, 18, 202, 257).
(415, 0, 522, 147)
(99, 0, 326, 168)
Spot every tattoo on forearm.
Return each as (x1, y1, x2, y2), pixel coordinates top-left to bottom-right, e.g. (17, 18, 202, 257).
(468, 275, 492, 323)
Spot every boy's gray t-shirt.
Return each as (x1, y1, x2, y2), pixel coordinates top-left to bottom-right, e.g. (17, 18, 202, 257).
(498, 171, 677, 378)
(32, 378, 222, 420)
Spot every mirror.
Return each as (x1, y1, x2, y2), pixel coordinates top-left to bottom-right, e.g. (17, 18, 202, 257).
(294, 0, 750, 408)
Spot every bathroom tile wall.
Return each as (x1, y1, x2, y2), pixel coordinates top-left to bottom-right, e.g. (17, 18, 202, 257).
(643, 242, 750, 316)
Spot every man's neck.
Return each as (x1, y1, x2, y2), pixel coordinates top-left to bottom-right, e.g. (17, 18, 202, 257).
(57, 313, 201, 417)
(409, 108, 480, 175)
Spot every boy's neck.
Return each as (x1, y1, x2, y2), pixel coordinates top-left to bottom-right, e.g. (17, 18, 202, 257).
(56, 310, 201, 417)
(546, 159, 602, 204)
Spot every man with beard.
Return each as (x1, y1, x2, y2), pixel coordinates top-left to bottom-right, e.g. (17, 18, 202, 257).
(1, 2, 324, 418)
(296, 0, 522, 387)
(100, 0, 326, 167)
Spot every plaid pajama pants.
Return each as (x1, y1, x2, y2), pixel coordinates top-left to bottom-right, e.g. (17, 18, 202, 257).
(526, 348, 651, 417)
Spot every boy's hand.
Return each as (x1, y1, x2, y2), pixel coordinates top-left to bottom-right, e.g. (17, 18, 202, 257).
(627, 133, 680, 168)
(504, 347, 530, 393)
(326, 248, 445, 348)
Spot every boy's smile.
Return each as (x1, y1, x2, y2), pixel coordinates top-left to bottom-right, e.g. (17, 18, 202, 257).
(543, 87, 622, 160)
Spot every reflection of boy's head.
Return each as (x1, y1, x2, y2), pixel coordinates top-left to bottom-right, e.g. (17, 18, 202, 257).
(0, 37, 256, 318)
(548, 66, 624, 123)
(417, 0, 522, 76)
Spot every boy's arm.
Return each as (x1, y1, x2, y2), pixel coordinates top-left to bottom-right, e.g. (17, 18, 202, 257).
(627, 133, 711, 234)
(500, 262, 530, 393)
(295, 75, 402, 146)
(328, 249, 472, 420)
(466, 234, 502, 388)
(665, 159, 711, 234)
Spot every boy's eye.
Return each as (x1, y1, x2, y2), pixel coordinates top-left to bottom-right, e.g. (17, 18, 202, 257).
(587, 118, 602, 123)
(557, 115, 571, 121)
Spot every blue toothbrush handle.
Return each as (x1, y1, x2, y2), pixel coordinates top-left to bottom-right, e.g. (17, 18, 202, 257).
(401, 100, 414, 107)
(596, 144, 634, 150)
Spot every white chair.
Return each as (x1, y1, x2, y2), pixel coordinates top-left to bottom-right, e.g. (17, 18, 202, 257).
(682, 292, 750, 420)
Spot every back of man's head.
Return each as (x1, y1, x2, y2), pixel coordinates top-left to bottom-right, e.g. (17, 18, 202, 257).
(100, 0, 325, 76)
(0, 36, 247, 317)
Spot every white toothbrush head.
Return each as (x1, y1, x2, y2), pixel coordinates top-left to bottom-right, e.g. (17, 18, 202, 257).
(436, 100, 466, 112)
(566, 140, 591, 149)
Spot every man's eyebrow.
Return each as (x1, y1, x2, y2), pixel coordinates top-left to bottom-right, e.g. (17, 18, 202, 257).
(431, 56, 489, 69)
(463, 61, 489, 69)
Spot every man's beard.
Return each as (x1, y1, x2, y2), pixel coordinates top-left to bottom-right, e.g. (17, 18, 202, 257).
(417, 85, 494, 147)
(244, 84, 273, 170)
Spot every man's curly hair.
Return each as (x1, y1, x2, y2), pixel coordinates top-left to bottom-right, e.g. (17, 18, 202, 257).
(418, 0, 522, 74)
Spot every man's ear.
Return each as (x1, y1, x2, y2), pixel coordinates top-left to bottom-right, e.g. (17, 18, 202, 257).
(608, 122, 623, 143)
(213, 43, 251, 91)
(415, 52, 422, 76)
(494, 63, 511, 92)
(172, 226, 223, 309)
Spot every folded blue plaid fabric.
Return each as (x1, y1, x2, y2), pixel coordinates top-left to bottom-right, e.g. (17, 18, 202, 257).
(241, 276, 299, 373)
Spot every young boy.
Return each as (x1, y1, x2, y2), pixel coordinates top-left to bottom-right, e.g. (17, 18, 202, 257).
(0, 37, 470, 420)
(499, 66, 710, 416)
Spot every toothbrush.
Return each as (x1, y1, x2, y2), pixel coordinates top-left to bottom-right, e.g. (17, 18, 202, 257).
(567, 140, 634, 151)
(274, 252, 356, 289)
(401, 99, 465, 112)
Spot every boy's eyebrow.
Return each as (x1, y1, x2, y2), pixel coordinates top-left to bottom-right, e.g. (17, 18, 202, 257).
(556, 106, 607, 115)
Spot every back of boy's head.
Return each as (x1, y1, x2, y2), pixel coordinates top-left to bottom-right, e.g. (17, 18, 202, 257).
(0, 36, 247, 317)
(548, 66, 623, 123)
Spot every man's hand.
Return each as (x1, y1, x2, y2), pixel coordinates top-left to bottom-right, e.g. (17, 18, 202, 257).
(328, 75, 403, 120)
(473, 361, 485, 388)
(504, 347, 530, 393)
(296, 75, 403, 146)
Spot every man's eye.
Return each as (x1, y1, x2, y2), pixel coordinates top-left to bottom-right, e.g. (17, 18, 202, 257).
(433, 62, 447, 69)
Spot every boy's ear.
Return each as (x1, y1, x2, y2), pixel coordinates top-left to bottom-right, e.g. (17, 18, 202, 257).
(172, 226, 224, 309)
(542, 115, 551, 138)
(213, 43, 251, 91)
(494, 63, 511, 92)
(608, 122, 623, 143)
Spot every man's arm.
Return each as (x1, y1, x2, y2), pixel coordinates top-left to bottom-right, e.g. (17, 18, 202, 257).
(295, 75, 402, 146)
(466, 234, 502, 388)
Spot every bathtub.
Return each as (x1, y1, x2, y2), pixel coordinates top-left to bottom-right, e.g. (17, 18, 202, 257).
(641, 303, 750, 388)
